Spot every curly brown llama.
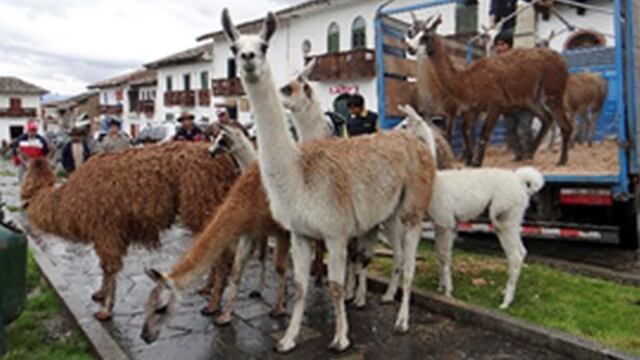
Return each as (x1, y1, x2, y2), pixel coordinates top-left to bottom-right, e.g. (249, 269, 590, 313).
(408, 15, 573, 167)
(21, 141, 239, 321)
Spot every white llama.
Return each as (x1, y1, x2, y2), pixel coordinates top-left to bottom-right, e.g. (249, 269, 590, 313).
(221, 9, 435, 353)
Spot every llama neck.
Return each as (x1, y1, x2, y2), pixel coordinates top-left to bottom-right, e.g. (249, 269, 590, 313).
(231, 139, 257, 172)
(243, 67, 301, 181)
(26, 187, 59, 234)
(428, 37, 473, 102)
(290, 98, 329, 142)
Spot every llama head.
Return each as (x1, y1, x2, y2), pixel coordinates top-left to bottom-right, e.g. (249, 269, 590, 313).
(141, 268, 179, 344)
(406, 13, 442, 57)
(209, 123, 251, 158)
(222, 8, 277, 84)
(280, 59, 317, 112)
(20, 157, 55, 206)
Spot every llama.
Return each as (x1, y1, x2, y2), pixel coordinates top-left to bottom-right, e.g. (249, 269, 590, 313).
(407, 15, 573, 167)
(395, 104, 544, 308)
(21, 142, 239, 321)
(220, 10, 434, 353)
(565, 72, 608, 146)
(140, 64, 336, 343)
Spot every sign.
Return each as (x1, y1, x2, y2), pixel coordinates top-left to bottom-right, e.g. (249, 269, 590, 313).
(330, 84, 359, 95)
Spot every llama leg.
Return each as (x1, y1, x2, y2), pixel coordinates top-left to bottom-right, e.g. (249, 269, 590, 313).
(345, 239, 358, 302)
(472, 109, 500, 167)
(203, 255, 230, 316)
(197, 268, 216, 296)
(556, 110, 573, 165)
(394, 222, 422, 334)
(435, 225, 455, 297)
(354, 231, 376, 309)
(325, 239, 350, 352)
(250, 236, 269, 298)
(312, 241, 325, 286)
(276, 234, 312, 353)
(94, 244, 123, 321)
(529, 106, 553, 157)
(461, 111, 476, 165)
(494, 223, 527, 309)
(381, 215, 405, 303)
(271, 234, 290, 318)
(92, 275, 108, 303)
(215, 235, 255, 325)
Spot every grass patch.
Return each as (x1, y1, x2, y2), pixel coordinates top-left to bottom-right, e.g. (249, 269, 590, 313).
(3, 206, 21, 214)
(370, 242, 640, 356)
(0, 170, 15, 177)
(3, 252, 94, 360)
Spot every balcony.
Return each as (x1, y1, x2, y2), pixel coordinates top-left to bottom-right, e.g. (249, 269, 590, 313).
(164, 90, 196, 107)
(0, 108, 37, 118)
(306, 48, 376, 82)
(135, 99, 155, 114)
(198, 89, 212, 107)
(212, 78, 244, 97)
(99, 104, 123, 115)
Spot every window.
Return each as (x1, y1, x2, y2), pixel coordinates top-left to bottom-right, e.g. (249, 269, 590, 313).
(183, 74, 191, 91)
(328, 22, 340, 53)
(227, 58, 237, 79)
(166, 76, 173, 92)
(9, 98, 21, 110)
(102, 92, 109, 104)
(352, 17, 366, 49)
(200, 71, 209, 89)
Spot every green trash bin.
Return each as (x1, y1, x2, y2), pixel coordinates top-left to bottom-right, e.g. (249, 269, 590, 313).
(0, 221, 27, 357)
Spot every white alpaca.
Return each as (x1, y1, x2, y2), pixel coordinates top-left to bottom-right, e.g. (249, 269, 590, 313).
(209, 124, 256, 171)
(221, 9, 435, 353)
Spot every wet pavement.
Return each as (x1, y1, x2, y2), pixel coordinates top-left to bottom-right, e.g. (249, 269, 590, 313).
(0, 166, 570, 360)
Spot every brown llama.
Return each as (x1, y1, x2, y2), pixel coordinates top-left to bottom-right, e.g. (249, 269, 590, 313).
(565, 72, 607, 146)
(408, 15, 573, 166)
(21, 142, 239, 321)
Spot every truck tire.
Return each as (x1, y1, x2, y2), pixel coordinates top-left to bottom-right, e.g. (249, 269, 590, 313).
(615, 196, 640, 250)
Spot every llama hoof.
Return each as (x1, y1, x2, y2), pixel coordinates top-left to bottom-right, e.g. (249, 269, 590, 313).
(380, 295, 395, 304)
(327, 337, 351, 352)
(394, 318, 410, 334)
(499, 301, 511, 310)
(200, 305, 220, 317)
(353, 297, 366, 309)
(249, 290, 262, 299)
(94, 310, 113, 321)
(275, 338, 297, 353)
(215, 314, 232, 326)
(269, 308, 287, 318)
(91, 291, 106, 303)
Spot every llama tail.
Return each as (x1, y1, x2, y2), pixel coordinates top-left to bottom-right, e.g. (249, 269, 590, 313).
(515, 167, 545, 196)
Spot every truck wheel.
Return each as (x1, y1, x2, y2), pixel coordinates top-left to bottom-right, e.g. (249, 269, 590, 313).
(616, 198, 640, 250)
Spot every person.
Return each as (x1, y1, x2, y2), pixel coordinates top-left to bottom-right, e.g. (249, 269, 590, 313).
(345, 94, 378, 137)
(489, 0, 519, 38)
(97, 118, 130, 154)
(61, 127, 91, 173)
(12, 120, 49, 180)
(174, 112, 204, 141)
(493, 32, 534, 161)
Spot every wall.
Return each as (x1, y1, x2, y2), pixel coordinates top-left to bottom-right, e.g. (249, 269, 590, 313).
(0, 93, 42, 141)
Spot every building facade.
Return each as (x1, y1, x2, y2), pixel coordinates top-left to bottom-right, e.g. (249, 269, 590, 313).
(0, 76, 48, 141)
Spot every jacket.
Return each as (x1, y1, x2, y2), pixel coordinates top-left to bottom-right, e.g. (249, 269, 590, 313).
(61, 141, 91, 173)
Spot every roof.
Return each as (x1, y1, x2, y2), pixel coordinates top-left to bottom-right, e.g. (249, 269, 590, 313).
(43, 91, 98, 109)
(145, 43, 213, 69)
(87, 69, 156, 89)
(197, 0, 365, 41)
(0, 76, 48, 95)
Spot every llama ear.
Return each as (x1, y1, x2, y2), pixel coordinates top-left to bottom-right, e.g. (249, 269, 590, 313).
(300, 58, 317, 80)
(145, 268, 168, 286)
(410, 11, 419, 24)
(261, 12, 277, 42)
(221, 8, 239, 43)
(429, 13, 442, 31)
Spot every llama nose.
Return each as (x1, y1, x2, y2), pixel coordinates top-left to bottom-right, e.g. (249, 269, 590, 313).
(241, 52, 255, 61)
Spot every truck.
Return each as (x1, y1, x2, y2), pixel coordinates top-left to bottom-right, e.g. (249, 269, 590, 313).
(374, 0, 640, 249)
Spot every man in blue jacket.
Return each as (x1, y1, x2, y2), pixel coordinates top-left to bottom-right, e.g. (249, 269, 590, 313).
(346, 94, 378, 137)
(61, 127, 91, 173)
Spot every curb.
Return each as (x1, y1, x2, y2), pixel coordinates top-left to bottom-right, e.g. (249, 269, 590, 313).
(28, 236, 130, 360)
(366, 275, 638, 360)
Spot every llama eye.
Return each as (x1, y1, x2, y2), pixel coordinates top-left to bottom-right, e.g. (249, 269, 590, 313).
(230, 45, 238, 54)
(261, 43, 268, 54)
(155, 305, 168, 315)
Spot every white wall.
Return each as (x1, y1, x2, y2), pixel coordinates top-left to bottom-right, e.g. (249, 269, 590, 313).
(0, 94, 41, 109)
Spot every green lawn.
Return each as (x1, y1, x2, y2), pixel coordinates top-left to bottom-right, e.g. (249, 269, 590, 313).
(0, 170, 15, 178)
(370, 242, 640, 356)
(3, 252, 94, 360)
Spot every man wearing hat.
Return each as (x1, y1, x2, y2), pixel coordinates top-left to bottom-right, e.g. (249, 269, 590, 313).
(174, 111, 204, 142)
(61, 127, 91, 173)
(12, 120, 49, 180)
(97, 118, 131, 153)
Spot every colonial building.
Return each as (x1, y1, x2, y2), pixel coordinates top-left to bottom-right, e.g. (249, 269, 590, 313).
(87, 69, 157, 137)
(144, 43, 214, 124)
(42, 91, 101, 132)
(0, 76, 48, 141)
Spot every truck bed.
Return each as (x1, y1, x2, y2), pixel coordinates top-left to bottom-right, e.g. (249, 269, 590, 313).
(476, 140, 619, 176)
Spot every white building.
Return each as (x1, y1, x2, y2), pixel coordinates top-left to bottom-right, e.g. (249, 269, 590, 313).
(0, 76, 48, 141)
(195, 0, 612, 125)
(88, 69, 157, 137)
(145, 43, 214, 124)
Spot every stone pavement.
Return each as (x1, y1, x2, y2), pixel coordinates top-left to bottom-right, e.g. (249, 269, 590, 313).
(0, 167, 569, 360)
